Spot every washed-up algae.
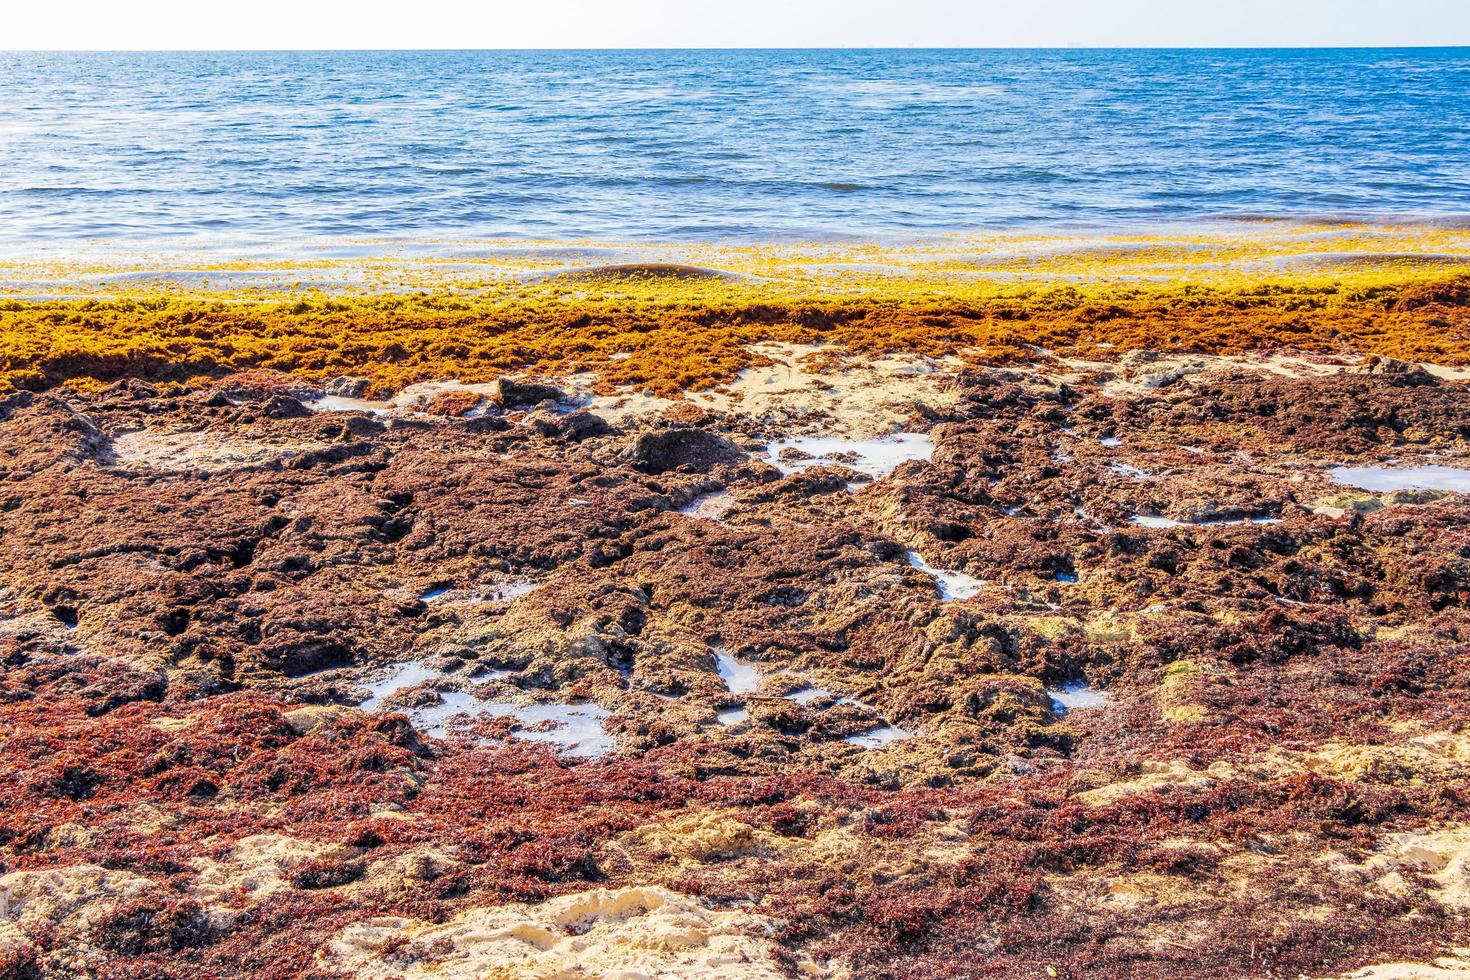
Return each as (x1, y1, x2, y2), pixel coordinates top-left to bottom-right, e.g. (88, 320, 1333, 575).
(2, 234, 1470, 978)
(3, 225, 1469, 397)
(5, 273, 1470, 398)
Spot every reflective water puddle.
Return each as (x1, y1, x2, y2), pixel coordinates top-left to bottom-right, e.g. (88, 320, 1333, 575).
(1048, 680, 1111, 717)
(419, 581, 538, 604)
(844, 725, 913, 748)
(357, 662, 612, 756)
(714, 647, 762, 694)
(1328, 464, 1470, 494)
(1128, 514, 1281, 529)
(906, 551, 983, 600)
(786, 685, 834, 706)
(765, 433, 935, 478)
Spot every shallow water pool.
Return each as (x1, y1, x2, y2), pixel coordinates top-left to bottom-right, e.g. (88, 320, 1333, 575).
(906, 551, 983, 600)
(1328, 464, 1470, 494)
(844, 725, 913, 749)
(1048, 680, 1111, 717)
(420, 581, 537, 604)
(716, 707, 750, 726)
(359, 662, 612, 756)
(308, 395, 391, 414)
(713, 647, 762, 694)
(359, 662, 440, 709)
(489, 702, 614, 758)
(1128, 514, 1281, 529)
(786, 685, 834, 706)
(765, 433, 934, 479)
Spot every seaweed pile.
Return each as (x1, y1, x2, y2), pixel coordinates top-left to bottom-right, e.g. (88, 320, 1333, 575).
(3, 224, 1469, 398)
(2, 240, 1470, 977)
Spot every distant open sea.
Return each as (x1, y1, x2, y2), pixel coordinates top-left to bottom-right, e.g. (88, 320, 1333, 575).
(1, 49, 1468, 246)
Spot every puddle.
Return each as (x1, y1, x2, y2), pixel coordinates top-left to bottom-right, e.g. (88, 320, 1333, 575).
(357, 662, 612, 756)
(309, 395, 391, 414)
(1129, 514, 1184, 529)
(420, 581, 537, 604)
(786, 685, 834, 706)
(765, 433, 934, 478)
(309, 379, 513, 417)
(714, 647, 762, 694)
(906, 551, 983, 600)
(781, 680, 912, 749)
(569, 498, 592, 506)
(1100, 436, 1123, 448)
(1048, 680, 1111, 717)
(482, 582, 538, 601)
(680, 491, 735, 520)
(783, 683, 910, 749)
(716, 707, 750, 726)
(1128, 514, 1281, 529)
(1327, 464, 1470, 494)
(844, 725, 913, 749)
(1055, 572, 1079, 584)
(491, 703, 613, 758)
(359, 662, 441, 709)
(1107, 462, 1151, 479)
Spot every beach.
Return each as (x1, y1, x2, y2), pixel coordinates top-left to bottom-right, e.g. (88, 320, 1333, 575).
(4, 41, 1470, 980)
(2, 220, 1470, 977)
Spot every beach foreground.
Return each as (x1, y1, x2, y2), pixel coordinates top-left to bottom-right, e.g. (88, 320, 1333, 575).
(3, 227, 1470, 978)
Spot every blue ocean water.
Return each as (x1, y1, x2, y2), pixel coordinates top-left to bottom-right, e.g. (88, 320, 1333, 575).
(0, 49, 1467, 244)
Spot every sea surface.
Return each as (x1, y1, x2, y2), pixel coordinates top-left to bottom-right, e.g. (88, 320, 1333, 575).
(1, 49, 1468, 245)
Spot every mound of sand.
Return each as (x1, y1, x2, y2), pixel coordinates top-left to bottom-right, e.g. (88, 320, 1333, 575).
(319, 885, 826, 979)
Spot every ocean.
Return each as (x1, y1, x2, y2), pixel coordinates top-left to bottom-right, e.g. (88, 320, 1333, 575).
(1, 48, 1467, 245)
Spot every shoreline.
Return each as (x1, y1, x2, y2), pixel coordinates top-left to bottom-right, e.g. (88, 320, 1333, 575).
(3, 223, 1469, 398)
(5, 219, 1469, 288)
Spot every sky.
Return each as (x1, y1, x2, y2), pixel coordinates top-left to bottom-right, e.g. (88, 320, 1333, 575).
(6, 0, 1467, 50)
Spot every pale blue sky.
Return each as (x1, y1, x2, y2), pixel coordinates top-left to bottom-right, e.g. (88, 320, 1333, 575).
(8, 0, 1467, 50)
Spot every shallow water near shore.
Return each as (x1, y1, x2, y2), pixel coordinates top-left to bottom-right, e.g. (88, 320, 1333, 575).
(3, 49, 1469, 243)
